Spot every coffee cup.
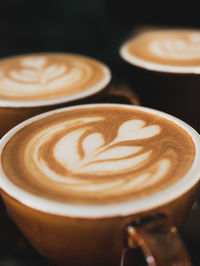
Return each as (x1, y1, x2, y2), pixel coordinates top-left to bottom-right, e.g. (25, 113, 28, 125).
(0, 52, 112, 139)
(0, 103, 199, 266)
(120, 27, 200, 132)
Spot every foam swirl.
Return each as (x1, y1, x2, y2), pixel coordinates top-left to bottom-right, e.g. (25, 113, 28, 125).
(121, 29, 200, 72)
(0, 53, 110, 102)
(1, 106, 195, 204)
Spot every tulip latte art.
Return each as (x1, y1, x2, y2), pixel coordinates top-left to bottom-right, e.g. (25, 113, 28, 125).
(0, 53, 110, 102)
(1, 105, 195, 205)
(120, 29, 200, 72)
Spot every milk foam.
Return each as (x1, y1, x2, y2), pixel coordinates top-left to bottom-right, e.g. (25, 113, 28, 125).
(120, 29, 200, 73)
(31, 118, 161, 191)
(0, 104, 196, 209)
(0, 104, 199, 217)
(149, 35, 200, 60)
(0, 53, 111, 107)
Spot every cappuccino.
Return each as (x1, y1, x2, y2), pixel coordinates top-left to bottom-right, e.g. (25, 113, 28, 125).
(120, 28, 200, 131)
(0, 104, 200, 266)
(120, 29, 200, 73)
(0, 104, 196, 217)
(0, 53, 111, 106)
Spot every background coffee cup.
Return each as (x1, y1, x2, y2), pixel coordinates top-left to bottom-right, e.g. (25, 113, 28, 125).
(0, 52, 112, 138)
(0, 103, 199, 266)
(120, 27, 200, 132)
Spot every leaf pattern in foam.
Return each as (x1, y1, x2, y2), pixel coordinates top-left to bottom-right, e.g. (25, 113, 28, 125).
(10, 70, 38, 82)
(7, 56, 75, 89)
(82, 133, 104, 156)
(115, 120, 161, 142)
(47, 68, 82, 89)
(40, 64, 68, 86)
(54, 129, 86, 168)
(21, 57, 47, 69)
(94, 146, 142, 160)
(52, 119, 161, 174)
(44, 64, 67, 79)
(23, 65, 66, 85)
(77, 151, 151, 174)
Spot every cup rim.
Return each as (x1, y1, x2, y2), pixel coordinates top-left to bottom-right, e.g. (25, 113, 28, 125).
(0, 53, 111, 107)
(0, 103, 200, 218)
(120, 30, 200, 74)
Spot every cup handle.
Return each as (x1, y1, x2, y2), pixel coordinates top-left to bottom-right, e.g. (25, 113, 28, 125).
(105, 84, 140, 105)
(126, 214, 192, 266)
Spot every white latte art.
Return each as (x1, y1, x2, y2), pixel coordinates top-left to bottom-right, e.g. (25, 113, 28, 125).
(0, 53, 110, 103)
(1, 106, 195, 204)
(149, 33, 200, 60)
(30, 118, 163, 192)
(120, 29, 200, 73)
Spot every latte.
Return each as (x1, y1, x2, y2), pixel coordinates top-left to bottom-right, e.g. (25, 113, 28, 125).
(120, 29, 200, 73)
(0, 104, 196, 213)
(0, 53, 111, 106)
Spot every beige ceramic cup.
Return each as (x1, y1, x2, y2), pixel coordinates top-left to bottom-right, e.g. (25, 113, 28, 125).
(0, 104, 200, 266)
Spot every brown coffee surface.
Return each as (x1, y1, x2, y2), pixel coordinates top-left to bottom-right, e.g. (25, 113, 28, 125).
(0, 53, 107, 101)
(122, 29, 200, 68)
(1, 106, 195, 205)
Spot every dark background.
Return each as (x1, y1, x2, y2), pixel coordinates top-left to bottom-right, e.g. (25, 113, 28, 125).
(1, 0, 200, 68)
(0, 1, 200, 265)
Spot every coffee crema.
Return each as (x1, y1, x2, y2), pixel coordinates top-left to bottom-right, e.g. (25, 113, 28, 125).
(1, 105, 195, 205)
(0, 53, 110, 103)
(120, 29, 200, 73)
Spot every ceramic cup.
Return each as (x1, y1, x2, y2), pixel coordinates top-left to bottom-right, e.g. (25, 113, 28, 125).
(120, 27, 200, 132)
(0, 104, 199, 266)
